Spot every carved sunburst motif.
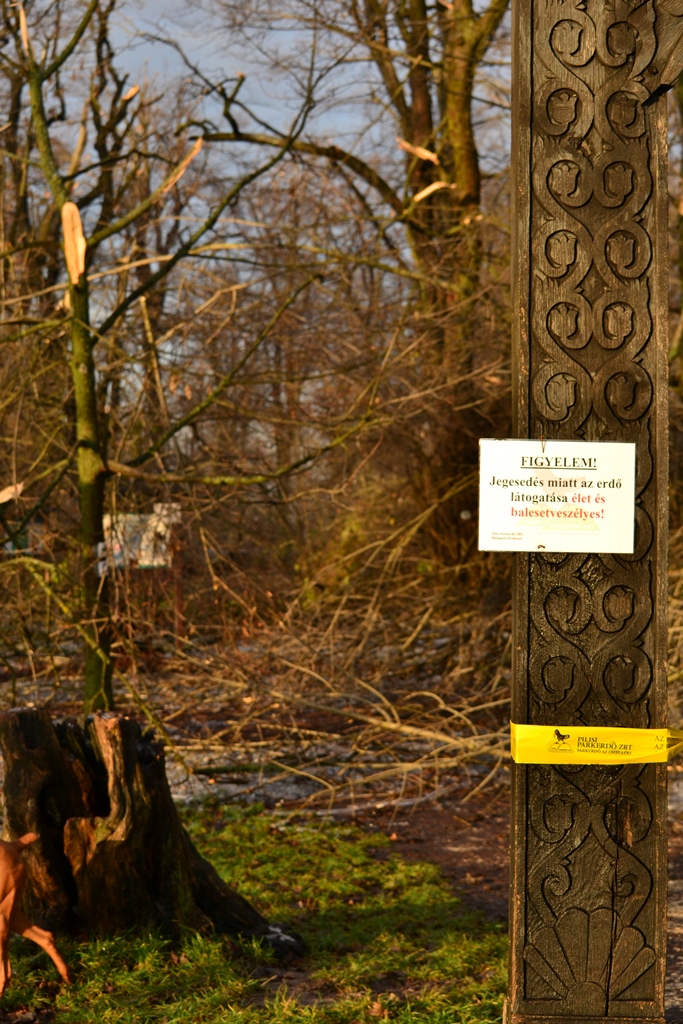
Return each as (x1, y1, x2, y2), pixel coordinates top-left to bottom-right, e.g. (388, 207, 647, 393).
(524, 907, 656, 1010)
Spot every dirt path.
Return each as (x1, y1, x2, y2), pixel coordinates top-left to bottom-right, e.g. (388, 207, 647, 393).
(371, 793, 510, 923)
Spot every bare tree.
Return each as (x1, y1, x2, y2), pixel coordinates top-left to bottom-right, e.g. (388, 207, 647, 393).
(0, 0, 327, 709)
(197, 0, 511, 356)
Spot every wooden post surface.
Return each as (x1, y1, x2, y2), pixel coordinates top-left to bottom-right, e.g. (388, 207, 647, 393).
(509, 1, 675, 1020)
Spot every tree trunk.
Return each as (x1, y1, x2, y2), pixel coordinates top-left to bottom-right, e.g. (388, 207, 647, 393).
(0, 709, 303, 955)
(70, 280, 114, 713)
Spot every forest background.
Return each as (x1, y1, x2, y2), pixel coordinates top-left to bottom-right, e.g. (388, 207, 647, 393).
(1, 0, 681, 812)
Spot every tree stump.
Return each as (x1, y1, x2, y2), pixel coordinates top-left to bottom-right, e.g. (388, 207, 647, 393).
(0, 709, 303, 955)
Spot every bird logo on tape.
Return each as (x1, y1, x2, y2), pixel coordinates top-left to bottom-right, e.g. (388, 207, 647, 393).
(548, 728, 573, 753)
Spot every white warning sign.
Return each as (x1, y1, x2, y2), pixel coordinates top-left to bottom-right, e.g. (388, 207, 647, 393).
(478, 439, 636, 553)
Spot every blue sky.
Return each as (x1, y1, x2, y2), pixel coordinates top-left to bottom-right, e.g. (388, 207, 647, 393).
(107, 0, 511, 176)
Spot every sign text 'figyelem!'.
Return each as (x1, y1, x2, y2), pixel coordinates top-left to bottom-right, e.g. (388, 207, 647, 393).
(478, 439, 636, 553)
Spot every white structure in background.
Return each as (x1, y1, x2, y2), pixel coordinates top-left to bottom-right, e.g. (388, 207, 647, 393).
(3, 521, 44, 555)
(99, 503, 181, 575)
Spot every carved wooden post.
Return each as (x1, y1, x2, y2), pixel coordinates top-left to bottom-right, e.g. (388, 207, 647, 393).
(508, 1, 681, 1020)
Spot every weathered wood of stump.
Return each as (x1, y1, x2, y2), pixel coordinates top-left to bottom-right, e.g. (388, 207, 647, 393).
(0, 709, 303, 955)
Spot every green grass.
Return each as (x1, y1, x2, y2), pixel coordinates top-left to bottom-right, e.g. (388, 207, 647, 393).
(1, 804, 507, 1023)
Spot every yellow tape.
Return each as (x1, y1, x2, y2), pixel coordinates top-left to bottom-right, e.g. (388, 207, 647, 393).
(510, 722, 683, 765)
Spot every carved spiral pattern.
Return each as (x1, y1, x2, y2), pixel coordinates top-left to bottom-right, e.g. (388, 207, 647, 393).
(528, 0, 659, 735)
(517, 0, 669, 1013)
